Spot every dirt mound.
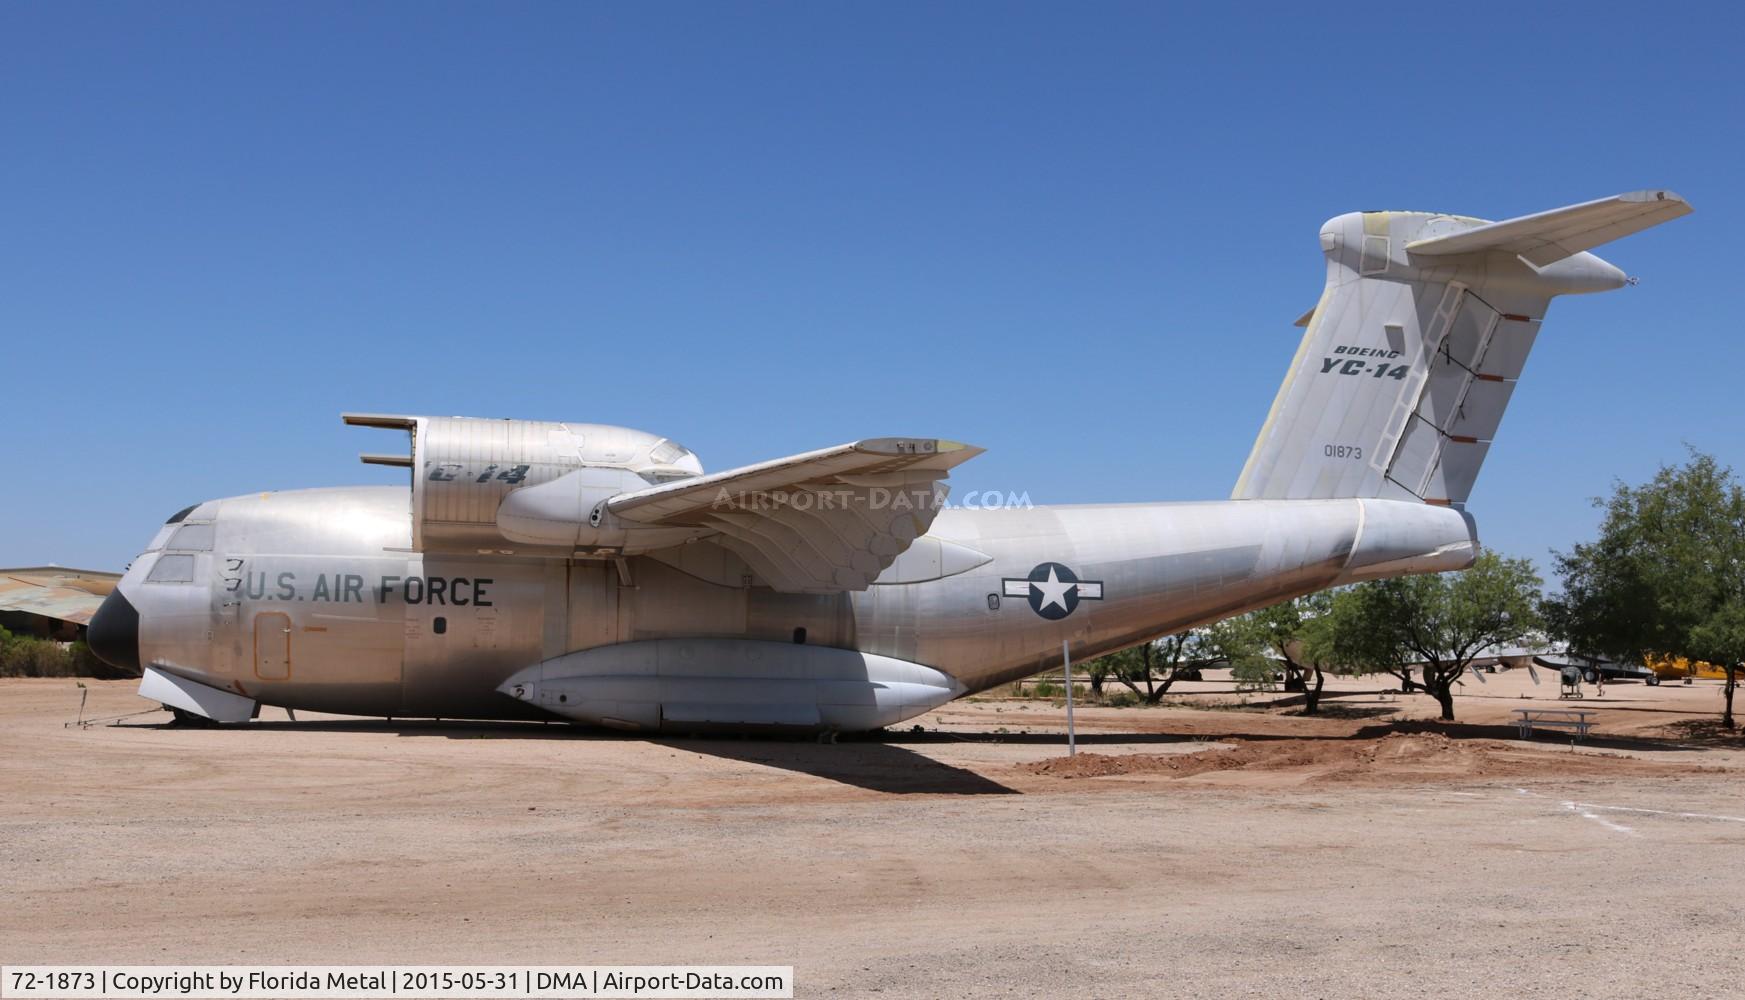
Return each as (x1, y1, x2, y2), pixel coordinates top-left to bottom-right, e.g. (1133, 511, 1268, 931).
(1020, 732, 1708, 784)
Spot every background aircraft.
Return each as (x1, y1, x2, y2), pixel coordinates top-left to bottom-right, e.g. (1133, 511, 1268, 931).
(87, 191, 1690, 733)
(0, 566, 117, 640)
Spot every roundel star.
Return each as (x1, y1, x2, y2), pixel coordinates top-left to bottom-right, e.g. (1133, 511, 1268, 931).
(1001, 562, 1105, 620)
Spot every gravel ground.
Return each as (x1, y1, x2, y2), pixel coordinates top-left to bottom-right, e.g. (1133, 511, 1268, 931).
(3, 678, 1742, 998)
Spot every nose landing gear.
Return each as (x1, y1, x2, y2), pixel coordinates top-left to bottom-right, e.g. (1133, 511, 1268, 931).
(167, 707, 219, 728)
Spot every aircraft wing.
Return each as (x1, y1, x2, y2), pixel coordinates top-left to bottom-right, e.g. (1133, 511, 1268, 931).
(1405, 189, 1691, 266)
(0, 568, 118, 627)
(608, 438, 983, 593)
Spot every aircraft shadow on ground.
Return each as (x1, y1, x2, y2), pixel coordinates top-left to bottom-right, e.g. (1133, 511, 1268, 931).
(189, 717, 591, 740)
(674, 738, 1019, 795)
(150, 716, 1019, 793)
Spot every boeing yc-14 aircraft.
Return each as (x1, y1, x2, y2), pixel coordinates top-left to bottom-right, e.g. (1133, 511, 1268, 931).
(85, 190, 1691, 733)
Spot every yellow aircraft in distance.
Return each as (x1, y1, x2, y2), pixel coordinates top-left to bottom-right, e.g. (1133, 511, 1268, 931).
(1646, 655, 1733, 682)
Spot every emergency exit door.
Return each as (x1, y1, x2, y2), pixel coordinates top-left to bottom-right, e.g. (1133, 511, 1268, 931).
(254, 612, 291, 679)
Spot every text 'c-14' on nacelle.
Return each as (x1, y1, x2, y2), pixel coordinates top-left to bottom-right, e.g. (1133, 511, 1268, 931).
(86, 190, 1692, 733)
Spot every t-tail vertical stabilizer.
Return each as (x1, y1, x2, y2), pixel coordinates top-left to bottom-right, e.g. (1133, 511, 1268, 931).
(1233, 190, 1691, 507)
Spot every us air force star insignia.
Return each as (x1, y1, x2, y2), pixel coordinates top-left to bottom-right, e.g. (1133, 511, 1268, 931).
(1001, 562, 1104, 621)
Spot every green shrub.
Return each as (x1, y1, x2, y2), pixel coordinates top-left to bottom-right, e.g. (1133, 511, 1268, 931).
(0, 631, 122, 678)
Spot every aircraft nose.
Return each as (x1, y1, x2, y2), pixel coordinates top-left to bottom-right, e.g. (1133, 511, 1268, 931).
(87, 589, 141, 672)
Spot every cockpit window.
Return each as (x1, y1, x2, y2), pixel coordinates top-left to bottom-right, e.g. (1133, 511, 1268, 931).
(145, 553, 196, 583)
(167, 522, 215, 551)
(144, 525, 175, 552)
(165, 505, 198, 524)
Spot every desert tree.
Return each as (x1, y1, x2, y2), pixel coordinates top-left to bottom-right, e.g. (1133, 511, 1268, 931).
(1315, 552, 1543, 721)
(1193, 595, 1337, 712)
(1544, 451, 1745, 728)
(1247, 592, 1336, 713)
(1084, 655, 1112, 697)
(1103, 632, 1195, 704)
(1197, 614, 1280, 691)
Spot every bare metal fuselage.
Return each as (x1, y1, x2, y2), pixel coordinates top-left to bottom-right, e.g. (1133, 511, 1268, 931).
(89, 190, 1692, 730)
(114, 484, 1472, 724)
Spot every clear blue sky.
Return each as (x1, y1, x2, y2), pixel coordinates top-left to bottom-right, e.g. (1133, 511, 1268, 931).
(3, 2, 1738, 578)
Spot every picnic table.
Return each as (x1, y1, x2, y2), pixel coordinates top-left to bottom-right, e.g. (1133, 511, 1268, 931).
(1513, 707, 1595, 741)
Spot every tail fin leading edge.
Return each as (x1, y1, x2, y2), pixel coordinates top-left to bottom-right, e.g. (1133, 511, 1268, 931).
(1232, 189, 1690, 506)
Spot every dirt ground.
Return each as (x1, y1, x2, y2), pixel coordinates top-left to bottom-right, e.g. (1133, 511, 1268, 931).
(4, 673, 1744, 998)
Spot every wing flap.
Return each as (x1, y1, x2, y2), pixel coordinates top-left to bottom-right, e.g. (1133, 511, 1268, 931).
(609, 438, 983, 593)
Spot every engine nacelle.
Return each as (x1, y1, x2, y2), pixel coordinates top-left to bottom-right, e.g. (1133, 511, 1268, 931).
(343, 413, 702, 555)
(494, 466, 709, 552)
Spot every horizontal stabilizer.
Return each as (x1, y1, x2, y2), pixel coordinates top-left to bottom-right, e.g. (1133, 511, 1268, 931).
(1405, 189, 1691, 266)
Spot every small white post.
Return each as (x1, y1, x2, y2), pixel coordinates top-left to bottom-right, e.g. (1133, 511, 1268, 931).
(1062, 639, 1076, 756)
